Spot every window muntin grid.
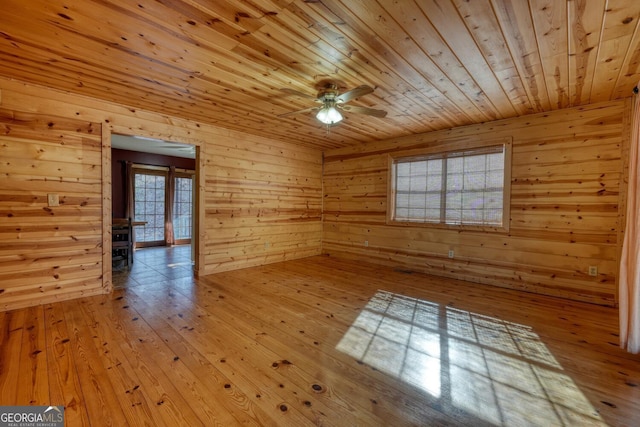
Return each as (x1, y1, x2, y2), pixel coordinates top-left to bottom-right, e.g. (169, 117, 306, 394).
(392, 145, 506, 228)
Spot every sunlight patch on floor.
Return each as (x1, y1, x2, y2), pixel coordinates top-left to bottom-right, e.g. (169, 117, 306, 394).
(336, 290, 606, 426)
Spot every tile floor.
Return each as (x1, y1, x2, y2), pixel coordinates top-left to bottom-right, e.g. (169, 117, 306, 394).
(112, 245, 194, 289)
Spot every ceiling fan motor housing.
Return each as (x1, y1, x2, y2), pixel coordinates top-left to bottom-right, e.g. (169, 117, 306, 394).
(318, 84, 340, 102)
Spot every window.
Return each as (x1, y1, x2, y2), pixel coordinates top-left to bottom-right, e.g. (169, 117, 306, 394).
(173, 174, 193, 242)
(134, 170, 167, 243)
(389, 142, 511, 231)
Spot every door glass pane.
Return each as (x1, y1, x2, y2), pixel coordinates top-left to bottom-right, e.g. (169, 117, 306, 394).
(173, 176, 193, 240)
(134, 173, 166, 243)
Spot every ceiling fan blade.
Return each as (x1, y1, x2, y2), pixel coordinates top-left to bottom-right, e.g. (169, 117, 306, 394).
(339, 104, 387, 118)
(336, 85, 374, 103)
(278, 106, 320, 118)
(160, 145, 185, 149)
(279, 88, 319, 101)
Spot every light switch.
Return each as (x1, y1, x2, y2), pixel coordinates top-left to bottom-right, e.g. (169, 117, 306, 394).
(47, 193, 59, 207)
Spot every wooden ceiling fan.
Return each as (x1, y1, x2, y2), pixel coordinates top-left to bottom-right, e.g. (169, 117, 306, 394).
(278, 83, 387, 125)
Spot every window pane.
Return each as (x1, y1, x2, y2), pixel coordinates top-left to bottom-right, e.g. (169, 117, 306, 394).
(408, 194, 426, 209)
(425, 193, 441, 207)
(425, 209, 441, 222)
(173, 176, 193, 240)
(396, 162, 411, 176)
(134, 172, 166, 243)
(464, 155, 484, 170)
(408, 208, 425, 219)
(426, 174, 442, 191)
(447, 173, 463, 191)
(396, 176, 411, 191)
(448, 157, 463, 171)
(447, 191, 462, 208)
(464, 172, 485, 190)
(486, 170, 503, 188)
(396, 193, 409, 207)
(412, 177, 427, 192)
(487, 152, 503, 170)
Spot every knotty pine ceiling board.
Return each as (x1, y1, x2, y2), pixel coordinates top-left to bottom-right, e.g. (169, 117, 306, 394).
(0, 0, 638, 150)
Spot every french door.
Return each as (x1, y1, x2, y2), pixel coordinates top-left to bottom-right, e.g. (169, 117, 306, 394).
(173, 172, 194, 245)
(133, 166, 193, 247)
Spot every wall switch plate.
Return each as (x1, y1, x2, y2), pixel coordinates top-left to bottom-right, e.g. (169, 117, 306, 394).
(588, 266, 598, 277)
(448, 250, 454, 258)
(364, 240, 369, 247)
(47, 193, 59, 207)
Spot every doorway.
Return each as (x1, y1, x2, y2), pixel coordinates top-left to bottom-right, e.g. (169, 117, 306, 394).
(110, 134, 200, 275)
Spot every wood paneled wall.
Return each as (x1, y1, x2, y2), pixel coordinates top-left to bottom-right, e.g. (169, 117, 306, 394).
(0, 77, 322, 311)
(0, 109, 105, 310)
(204, 135, 322, 272)
(323, 99, 631, 306)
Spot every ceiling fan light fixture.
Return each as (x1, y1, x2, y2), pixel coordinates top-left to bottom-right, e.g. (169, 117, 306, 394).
(279, 83, 386, 127)
(316, 105, 343, 124)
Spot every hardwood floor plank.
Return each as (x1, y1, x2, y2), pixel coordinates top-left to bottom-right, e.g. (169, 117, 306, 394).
(73, 295, 206, 427)
(138, 285, 400, 426)
(127, 283, 333, 426)
(277, 257, 621, 351)
(129, 296, 274, 427)
(1, 251, 640, 426)
(61, 299, 134, 426)
(0, 309, 25, 405)
(198, 260, 638, 426)
(195, 263, 514, 425)
(188, 276, 467, 426)
(89, 290, 258, 426)
(16, 306, 49, 405)
(44, 303, 90, 425)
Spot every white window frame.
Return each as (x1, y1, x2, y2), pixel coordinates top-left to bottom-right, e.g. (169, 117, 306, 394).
(387, 139, 512, 232)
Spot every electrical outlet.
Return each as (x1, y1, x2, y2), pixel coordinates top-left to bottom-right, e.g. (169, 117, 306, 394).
(47, 193, 59, 207)
(364, 240, 369, 247)
(588, 266, 598, 277)
(448, 250, 454, 259)
(264, 241, 270, 249)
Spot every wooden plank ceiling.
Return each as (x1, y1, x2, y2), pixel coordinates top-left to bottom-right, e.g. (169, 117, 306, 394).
(0, 0, 639, 150)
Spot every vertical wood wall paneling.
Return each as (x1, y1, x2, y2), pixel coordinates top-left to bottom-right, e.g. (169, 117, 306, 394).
(0, 77, 323, 310)
(0, 108, 105, 310)
(322, 99, 630, 306)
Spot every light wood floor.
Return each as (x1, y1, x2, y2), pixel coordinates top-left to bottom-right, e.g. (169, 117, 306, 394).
(2, 250, 639, 426)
